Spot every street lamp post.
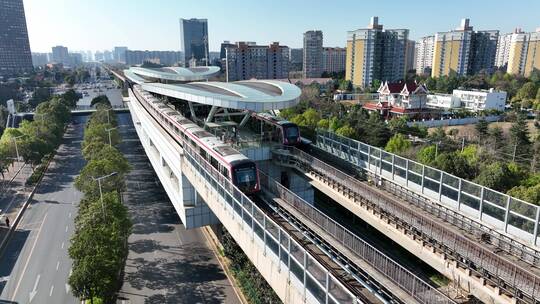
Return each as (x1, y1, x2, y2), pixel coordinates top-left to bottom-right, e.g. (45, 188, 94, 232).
(11, 135, 24, 162)
(105, 127, 117, 146)
(92, 172, 118, 220)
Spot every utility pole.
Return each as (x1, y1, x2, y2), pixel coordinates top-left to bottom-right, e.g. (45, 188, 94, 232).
(92, 172, 118, 220)
(461, 137, 465, 152)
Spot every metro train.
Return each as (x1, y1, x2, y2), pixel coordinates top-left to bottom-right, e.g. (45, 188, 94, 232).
(252, 112, 301, 146)
(132, 85, 260, 195)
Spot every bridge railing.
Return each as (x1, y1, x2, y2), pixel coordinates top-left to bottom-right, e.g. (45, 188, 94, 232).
(259, 169, 455, 304)
(316, 131, 540, 249)
(132, 88, 359, 304)
(275, 146, 540, 303)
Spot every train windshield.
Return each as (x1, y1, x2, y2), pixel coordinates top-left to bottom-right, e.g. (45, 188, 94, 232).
(233, 163, 258, 191)
(283, 125, 299, 142)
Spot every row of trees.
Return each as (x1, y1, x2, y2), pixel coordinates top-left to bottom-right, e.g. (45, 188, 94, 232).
(0, 91, 75, 179)
(69, 98, 131, 304)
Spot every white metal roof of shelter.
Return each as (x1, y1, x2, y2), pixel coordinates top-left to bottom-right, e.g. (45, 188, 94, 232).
(140, 80, 301, 111)
(126, 66, 221, 82)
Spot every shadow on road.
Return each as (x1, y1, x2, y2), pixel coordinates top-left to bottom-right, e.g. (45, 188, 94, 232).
(0, 229, 30, 295)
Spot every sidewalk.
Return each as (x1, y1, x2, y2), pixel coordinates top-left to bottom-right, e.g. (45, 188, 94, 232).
(0, 162, 33, 241)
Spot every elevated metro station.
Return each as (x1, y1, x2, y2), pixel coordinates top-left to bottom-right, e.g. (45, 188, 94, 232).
(118, 65, 540, 304)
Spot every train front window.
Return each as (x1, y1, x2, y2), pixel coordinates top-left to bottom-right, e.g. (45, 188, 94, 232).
(233, 164, 257, 190)
(284, 126, 299, 142)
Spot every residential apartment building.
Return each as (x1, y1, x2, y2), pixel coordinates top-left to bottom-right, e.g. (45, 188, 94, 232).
(303, 30, 323, 78)
(432, 19, 499, 77)
(225, 41, 289, 82)
(289, 48, 303, 71)
(405, 40, 416, 72)
(322, 47, 346, 74)
(506, 29, 540, 77)
(31, 53, 49, 67)
(346, 17, 409, 88)
(0, 0, 33, 76)
(125, 50, 183, 66)
(415, 36, 435, 75)
(495, 30, 518, 69)
(179, 18, 208, 65)
(113, 46, 128, 63)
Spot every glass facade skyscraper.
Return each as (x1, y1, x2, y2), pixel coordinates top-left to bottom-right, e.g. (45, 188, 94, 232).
(0, 0, 32, 76)
(179, 18, 208, 65)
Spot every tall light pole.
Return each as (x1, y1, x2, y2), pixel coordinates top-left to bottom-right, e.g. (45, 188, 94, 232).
(11, 135, 24, 162)
(105, 127, 117, 146)
(92, 172, 118, 220)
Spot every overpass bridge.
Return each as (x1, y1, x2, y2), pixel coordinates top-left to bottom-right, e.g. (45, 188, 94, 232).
(118, 65, 539, 304)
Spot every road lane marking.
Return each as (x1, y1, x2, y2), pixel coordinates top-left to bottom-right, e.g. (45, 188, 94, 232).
(68, 212, 71, 218)
(65, 225, 68, 232)
(28, 274, 40, 302)
(49, 285, 54, 296)
(65, 283, 70, 294)
(56, 261, 60, 271)
(61, 242, 65, 249)
(11, 212, 48, 301)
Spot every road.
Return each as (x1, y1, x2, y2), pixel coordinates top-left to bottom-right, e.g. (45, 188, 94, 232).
(0, 115, 87, 304)
(116, 113, 241, 304)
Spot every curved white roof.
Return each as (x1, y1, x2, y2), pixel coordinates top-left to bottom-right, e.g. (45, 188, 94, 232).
(126, 66, 220, 82)
(140, 80, 301, 111)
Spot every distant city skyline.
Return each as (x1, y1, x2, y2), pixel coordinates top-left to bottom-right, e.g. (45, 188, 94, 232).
(24, 0, 540, 53)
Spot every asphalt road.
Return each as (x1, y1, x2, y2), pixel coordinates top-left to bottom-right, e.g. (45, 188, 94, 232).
(116, 113, 241, 304)
(0, 115, 87, 304)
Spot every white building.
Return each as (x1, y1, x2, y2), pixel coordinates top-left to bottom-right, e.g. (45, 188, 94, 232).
(453, 89, 507, 111)
(426, 94, 461, 109)
(495, 31, 515, 68)
(415, 36, 434, 75)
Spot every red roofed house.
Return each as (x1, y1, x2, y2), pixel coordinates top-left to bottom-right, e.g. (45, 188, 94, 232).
(362, 81, 429, 118)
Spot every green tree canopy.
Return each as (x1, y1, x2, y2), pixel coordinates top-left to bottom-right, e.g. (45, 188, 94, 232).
(74, 158, 127, 196)
(385, 133, 411, 155)
(90, 95, 111, 107)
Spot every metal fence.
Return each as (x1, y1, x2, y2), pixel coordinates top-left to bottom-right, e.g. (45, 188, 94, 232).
(133, 87, 359, 304)
(259, 170, 454, 304)
(275, 146, 540, 303)
(316, 131, 540, 249)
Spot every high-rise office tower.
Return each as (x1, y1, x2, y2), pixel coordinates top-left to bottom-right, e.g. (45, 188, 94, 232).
(0, 0, 33, 76)
(225, 42, 289, 82)
(51, 45, 70, 65)
(415, 36, 435, 75)
(322, 47, 346, 74)
(303, 30, 323, 78)
(179, 18, 208, 65)
(495, 30, 518, 69)
(432, 19, 498, 77)
(506, 29, 540, 77)
(346, 17, 409, 87)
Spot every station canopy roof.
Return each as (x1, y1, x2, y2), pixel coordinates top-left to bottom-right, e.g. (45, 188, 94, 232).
(126, 66, 301, 111)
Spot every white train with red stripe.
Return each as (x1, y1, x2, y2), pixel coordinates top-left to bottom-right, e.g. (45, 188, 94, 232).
(132, 85, 260, 195)
(252, 112, 301, 146)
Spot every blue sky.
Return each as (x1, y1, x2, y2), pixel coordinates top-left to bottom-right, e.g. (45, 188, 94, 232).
(24, 0, 540, 53)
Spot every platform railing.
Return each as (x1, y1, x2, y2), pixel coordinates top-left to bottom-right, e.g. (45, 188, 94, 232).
(259, 171, 455, 304)
(132, 86, 360, 304)
(316, 131, 540, 252)
(272, 146, 540, 303)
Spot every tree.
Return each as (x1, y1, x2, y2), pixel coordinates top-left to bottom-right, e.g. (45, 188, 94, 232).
(417, 145, 437, 166)
(434, 152, 473, 179)
(361, 112, 391, 147)
(508, 184, 540, 206)
(29, 87, 52, 108)
(302, 108, 320, 128)
(83, 123, 120, 147)
(474, 162, 520, 192)
(335, 124, 356, 138)
(90, 95, 111, 107)
(60, 89, 81, 108)
(475, 118, 489, 138)
(338, 80, 352, 92)
(509, 113, 531, 164)
(317, 118, 329, 130)
(385, 134, 411, 155)
(74, 159, 127, 196)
